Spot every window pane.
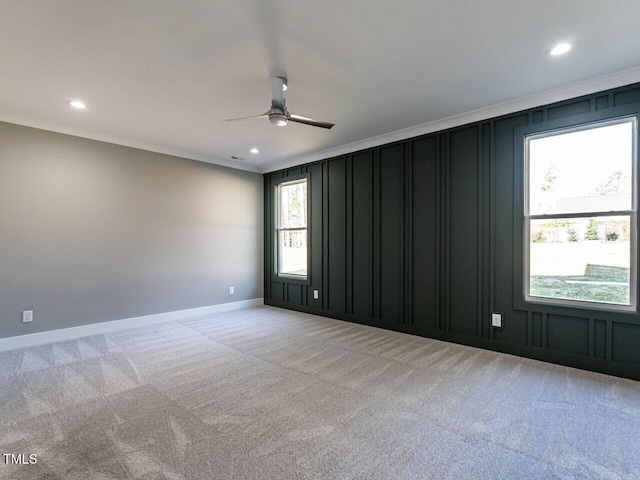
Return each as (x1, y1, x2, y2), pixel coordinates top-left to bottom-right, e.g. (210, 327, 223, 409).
(529, 216, 631, 305)
(279, 230, 307, 276)
(528, 121, 633, 215)
(280, 181, 307, 229)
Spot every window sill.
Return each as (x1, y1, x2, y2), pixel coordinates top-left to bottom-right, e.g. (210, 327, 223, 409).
(273, 274, 310, 285)
(523, 295, 637, 314)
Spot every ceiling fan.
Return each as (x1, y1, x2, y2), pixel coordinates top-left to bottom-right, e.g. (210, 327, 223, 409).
(224, 76, 335, 129)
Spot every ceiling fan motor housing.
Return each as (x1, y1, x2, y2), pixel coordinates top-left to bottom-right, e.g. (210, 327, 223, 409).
(269, 112, 288, 126)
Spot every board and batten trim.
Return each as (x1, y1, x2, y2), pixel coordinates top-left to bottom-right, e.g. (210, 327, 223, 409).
(265, 81, 640, 381)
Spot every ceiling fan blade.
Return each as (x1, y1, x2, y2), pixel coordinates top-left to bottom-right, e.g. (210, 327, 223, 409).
(223, 112, 269, 122)
(269, 76, 285, 110)
(289, 114, 335, 129)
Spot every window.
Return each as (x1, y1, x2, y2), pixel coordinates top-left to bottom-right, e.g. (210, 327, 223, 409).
(524, 117, 637, 310)
(275, 177, 308, 279)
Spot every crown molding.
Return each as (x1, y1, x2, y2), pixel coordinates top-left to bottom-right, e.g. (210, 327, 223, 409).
(262, 66, 640, 173)
(0, 114, 262, 173)
(3, 66, 640, 176)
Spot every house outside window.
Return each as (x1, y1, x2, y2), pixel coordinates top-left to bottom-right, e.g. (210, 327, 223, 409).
(524, 117, 637, 311)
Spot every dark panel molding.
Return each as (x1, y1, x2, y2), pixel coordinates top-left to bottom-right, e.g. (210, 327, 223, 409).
(327, 157, 346, 313)
(352, 152, 373, 318)
(448, 126, 480, 336)
(264, 81, 640, 381)
(411, 136, 438, 329)
(379, 144, 403, 324)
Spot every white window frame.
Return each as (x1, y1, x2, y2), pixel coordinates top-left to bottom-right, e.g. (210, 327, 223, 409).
(275, 177, 309, 280)
(523, 116, 638, 312)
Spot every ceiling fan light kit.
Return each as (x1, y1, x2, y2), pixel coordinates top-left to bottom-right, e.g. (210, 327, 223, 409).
(269, 112, 288, 126)
(225, 75, 334, 129)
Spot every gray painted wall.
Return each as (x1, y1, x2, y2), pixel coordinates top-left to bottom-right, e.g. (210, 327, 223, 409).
(0, 121, 263, 339)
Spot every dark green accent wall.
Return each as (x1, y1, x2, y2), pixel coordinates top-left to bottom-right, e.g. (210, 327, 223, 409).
(264, 82, 640, 381)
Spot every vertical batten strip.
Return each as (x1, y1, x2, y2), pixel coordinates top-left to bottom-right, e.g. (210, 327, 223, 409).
(482, 123, 492, 338)
(370, 151, 375, 318)
(373, 149, 381, 319)
(322, 162, 329, 310)
(588, 317, 594, 358)
(435, 135, 441, 329)
(606, 320, 613, 361)
(445, 133, 451, 332)
(489, 121, 496, 341)
(405, 142, 413, 325)
(477, 125, 484, 337)
(346, 155, 353, 314)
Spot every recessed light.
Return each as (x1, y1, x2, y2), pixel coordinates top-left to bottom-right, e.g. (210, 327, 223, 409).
(548, 42, 573, 56)
(250, 148, 260, 154)
(68, 100, 87, 109)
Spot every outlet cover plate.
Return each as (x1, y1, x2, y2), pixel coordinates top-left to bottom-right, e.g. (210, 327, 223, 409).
(22, 310, 33, 323)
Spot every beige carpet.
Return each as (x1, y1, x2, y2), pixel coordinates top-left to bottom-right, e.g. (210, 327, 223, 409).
(1, 306, 639, 479)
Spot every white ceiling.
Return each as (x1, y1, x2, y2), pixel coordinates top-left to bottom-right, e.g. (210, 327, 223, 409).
(1, 1, 640, 173)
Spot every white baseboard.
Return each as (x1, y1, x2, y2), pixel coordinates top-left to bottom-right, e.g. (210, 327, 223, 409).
(0, 298, 264, 353)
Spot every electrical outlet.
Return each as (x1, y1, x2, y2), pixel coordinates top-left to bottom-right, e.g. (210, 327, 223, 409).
(22, 310, 33, 323)
(313, 290, 319, 299)
(229, 286, 234, 295)
(491, 313, 502, 328)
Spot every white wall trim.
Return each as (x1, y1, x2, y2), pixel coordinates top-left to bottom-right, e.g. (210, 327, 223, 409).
(262, 66, 640, 173)
(0, 298, 264, 353)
